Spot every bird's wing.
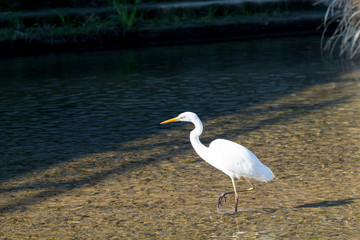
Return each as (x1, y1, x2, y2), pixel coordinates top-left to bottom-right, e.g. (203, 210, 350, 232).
(209, 139, 274, 181)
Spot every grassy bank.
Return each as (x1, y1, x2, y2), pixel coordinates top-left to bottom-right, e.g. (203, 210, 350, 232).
(0, 0, 328, 55)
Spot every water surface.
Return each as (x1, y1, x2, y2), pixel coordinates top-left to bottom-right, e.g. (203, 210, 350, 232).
(0, 36, 359, 239)
(0, 36, 342, 178)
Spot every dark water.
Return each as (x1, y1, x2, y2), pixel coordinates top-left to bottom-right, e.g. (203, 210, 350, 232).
(0, 36, 351, 179)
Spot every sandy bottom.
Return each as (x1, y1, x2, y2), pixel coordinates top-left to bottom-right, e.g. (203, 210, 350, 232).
(1, 76, 360, 239)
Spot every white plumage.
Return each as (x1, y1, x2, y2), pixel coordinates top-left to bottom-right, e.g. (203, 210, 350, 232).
(209, 139, 274, 182)
(161, 112, 274, 213)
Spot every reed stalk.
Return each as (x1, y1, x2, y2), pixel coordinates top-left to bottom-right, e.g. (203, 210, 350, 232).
(322, 0, 360, 59)
(113, 0, 140, 29)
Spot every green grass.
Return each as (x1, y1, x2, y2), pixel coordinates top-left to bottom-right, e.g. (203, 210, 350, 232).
(0, 14, 119, 42)
(0, 2, 290, 45)
(113, 0, 140, 29)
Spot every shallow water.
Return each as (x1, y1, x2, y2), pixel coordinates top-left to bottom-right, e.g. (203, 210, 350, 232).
(0, 36, 359, 239)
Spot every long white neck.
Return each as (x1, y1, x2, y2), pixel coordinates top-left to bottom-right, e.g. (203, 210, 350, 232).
(189, 117, 210, 162)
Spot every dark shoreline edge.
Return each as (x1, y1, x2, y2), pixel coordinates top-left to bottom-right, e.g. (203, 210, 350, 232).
(0, 1, 330, 57)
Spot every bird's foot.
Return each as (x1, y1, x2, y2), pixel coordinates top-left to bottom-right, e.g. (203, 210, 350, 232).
(217, 193, 227, 208)
(246, 186, 254, 191)
(217, 191, 234, 208)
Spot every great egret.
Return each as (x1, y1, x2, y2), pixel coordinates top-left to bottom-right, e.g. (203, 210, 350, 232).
(161, 112, 274, 214)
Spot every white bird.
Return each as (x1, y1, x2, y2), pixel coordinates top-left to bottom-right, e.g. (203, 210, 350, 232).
(161, 112, 274, 213)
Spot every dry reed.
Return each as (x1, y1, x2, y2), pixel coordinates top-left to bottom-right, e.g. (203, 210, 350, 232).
(321, 0, 360, 59)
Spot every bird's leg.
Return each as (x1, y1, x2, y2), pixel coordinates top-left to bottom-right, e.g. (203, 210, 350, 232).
(234, 193, 239, 214)
(217, 178, 239, 214)
(232, 178, 239, 214)
(217, 177, 255, 211)
(244, 177, 255, 191)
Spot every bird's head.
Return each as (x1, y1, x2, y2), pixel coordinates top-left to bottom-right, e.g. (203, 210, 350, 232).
(160, 112, 199, 124)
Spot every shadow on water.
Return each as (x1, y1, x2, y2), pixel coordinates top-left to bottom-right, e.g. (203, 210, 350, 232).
(0, 88, 354, 213)
(0, 36, 358, 213)
(295, 198, 358, 208)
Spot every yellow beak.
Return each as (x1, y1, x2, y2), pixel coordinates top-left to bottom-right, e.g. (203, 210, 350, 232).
(160, 117, 179, 124)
